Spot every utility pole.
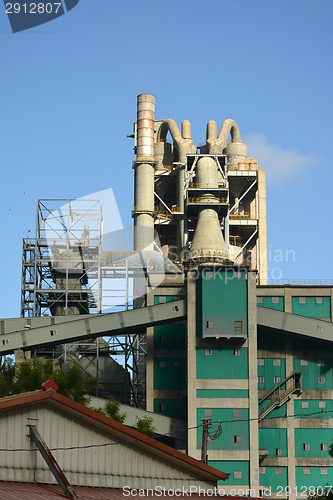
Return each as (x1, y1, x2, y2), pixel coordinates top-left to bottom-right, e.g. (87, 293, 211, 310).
(201, 419, 211, 463)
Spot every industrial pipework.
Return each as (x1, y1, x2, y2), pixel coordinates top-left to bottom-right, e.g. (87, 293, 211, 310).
(133, 94, 156, 251)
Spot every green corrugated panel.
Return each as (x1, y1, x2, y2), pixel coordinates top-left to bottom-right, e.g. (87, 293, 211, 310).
(154, 358, 186, 390)
(154, 323, 186, 349)
(153, 398, 186, 419)
(197, 269, 248, 338)
(196, 347, 249, 379)
(259, 428, 288, 457)
(196, 389, 249, 398)
(295, 428, 332, 457)
(257, 296, 284, 311)
(257, 358, 286, 390)
(292, 296, 331, 318)
(197, 408, 249, 450)
(294, 399, 333, 418)
(296, 467, 333, 489)
(208, 461, 249, 486)
(259, 466, 288, 490)
(293, 359, 333, 390)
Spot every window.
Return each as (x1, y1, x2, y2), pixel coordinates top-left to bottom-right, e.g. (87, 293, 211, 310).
(258, 359, 265, 366)
(319, 401, 326, 409)
(275, 468, 283, 475)
(234, 471, 242, 479)
(159, 336, 167, 343)
(318, 377, 326, 384)
(257, 296, 263, 304)
(233, 409, 241, 418)
(234, 321, 242, 334)
(273, 359, 281, 366)
(159, 361, 167, 368)
(303, 467, 310, 475)
(302, 401, 309, 409)
(316, 297, 323, 304)
(205, 409, 212, 418)
(303, 444, 310, 451)
(275, 448, 282, 456)
(205, 271, 214, 278)
(321, 467, 328, 475)
(258, 376, 265, 384)
(206, 320, 214, 329)
(233, 435, 242, 443)
(159, 296, 166, 304)
(272, 297, 280, 304)
(205, 349, 212, 356)
(301, 359, 308, 366)
(174, 336, 181, 344)
(259, 467, 266, 474)
(274, 376, 281, 384)
(174, 403, 181, 411)
(320, 443, 327, 451)
(173, 361, 181, 368)
(159, 404, 167, 412)
(233, 348, 240, 356)
(299, 297, 306, 304)
(318, 360, 325, 366)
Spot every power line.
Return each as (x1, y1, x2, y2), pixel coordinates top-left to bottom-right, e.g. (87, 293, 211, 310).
(0, 410, 332, 453)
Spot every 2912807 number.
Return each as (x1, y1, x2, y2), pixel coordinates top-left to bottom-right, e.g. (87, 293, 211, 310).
(5, 3, 62, 14)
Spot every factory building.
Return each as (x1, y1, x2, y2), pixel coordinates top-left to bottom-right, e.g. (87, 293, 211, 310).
(1, 94, 332, 498)
(133, 95, 333, 497)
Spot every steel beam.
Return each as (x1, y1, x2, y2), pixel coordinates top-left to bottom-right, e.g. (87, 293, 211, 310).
(29, 425, 78, 499)
(257, 307, 333, 343)
(0, 300, 186, 355)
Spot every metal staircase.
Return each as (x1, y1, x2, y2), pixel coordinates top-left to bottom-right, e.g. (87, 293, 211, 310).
(258, 372, 302, 420)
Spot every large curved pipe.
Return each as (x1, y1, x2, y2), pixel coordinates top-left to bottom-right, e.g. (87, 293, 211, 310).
(206, 119, 242, 154)
(156, 118, 196, 258)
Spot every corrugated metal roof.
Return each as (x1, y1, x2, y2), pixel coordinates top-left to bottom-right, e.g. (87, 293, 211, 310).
(0, 483, 263, 500)
(0, 391, 228, 482)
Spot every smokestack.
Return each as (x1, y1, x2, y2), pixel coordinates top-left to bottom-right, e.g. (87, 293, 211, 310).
(189, 157, 229, 265)
(133, 94, 155, 251)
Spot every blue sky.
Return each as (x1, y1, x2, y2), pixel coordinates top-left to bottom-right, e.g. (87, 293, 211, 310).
(1, 0, 333, 318)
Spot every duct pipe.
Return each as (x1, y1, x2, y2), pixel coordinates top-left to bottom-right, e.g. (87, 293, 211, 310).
(156, 118, 196, 257)
(206, 119, 242, 154)
(134, 94, 155, 251)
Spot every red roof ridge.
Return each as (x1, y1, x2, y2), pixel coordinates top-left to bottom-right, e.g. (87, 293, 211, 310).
(0, 390, 229, 482)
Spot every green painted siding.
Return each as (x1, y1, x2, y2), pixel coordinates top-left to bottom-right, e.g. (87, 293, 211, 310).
(196, 347, 249, 379)
(259, 466, 288, 490)
(154, 323, 186, 349)
(153, 398, 186, 419)
(154, 358, 186, 390)
(197, 269, 248, 338)
(294, 399, 333, 418)
(257, 296, 284, 311)
(293, 359, 333, 390)
(208, 461, 249, 486)
(257, 358, 286, 390)
(292, 296, 331, 319)
(197, 408, 249, 450)
(196, 389, 249, 398)
(259, 428, 288, 457)
(295, 429, 333, 457)
(295, 467, 333, 489)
